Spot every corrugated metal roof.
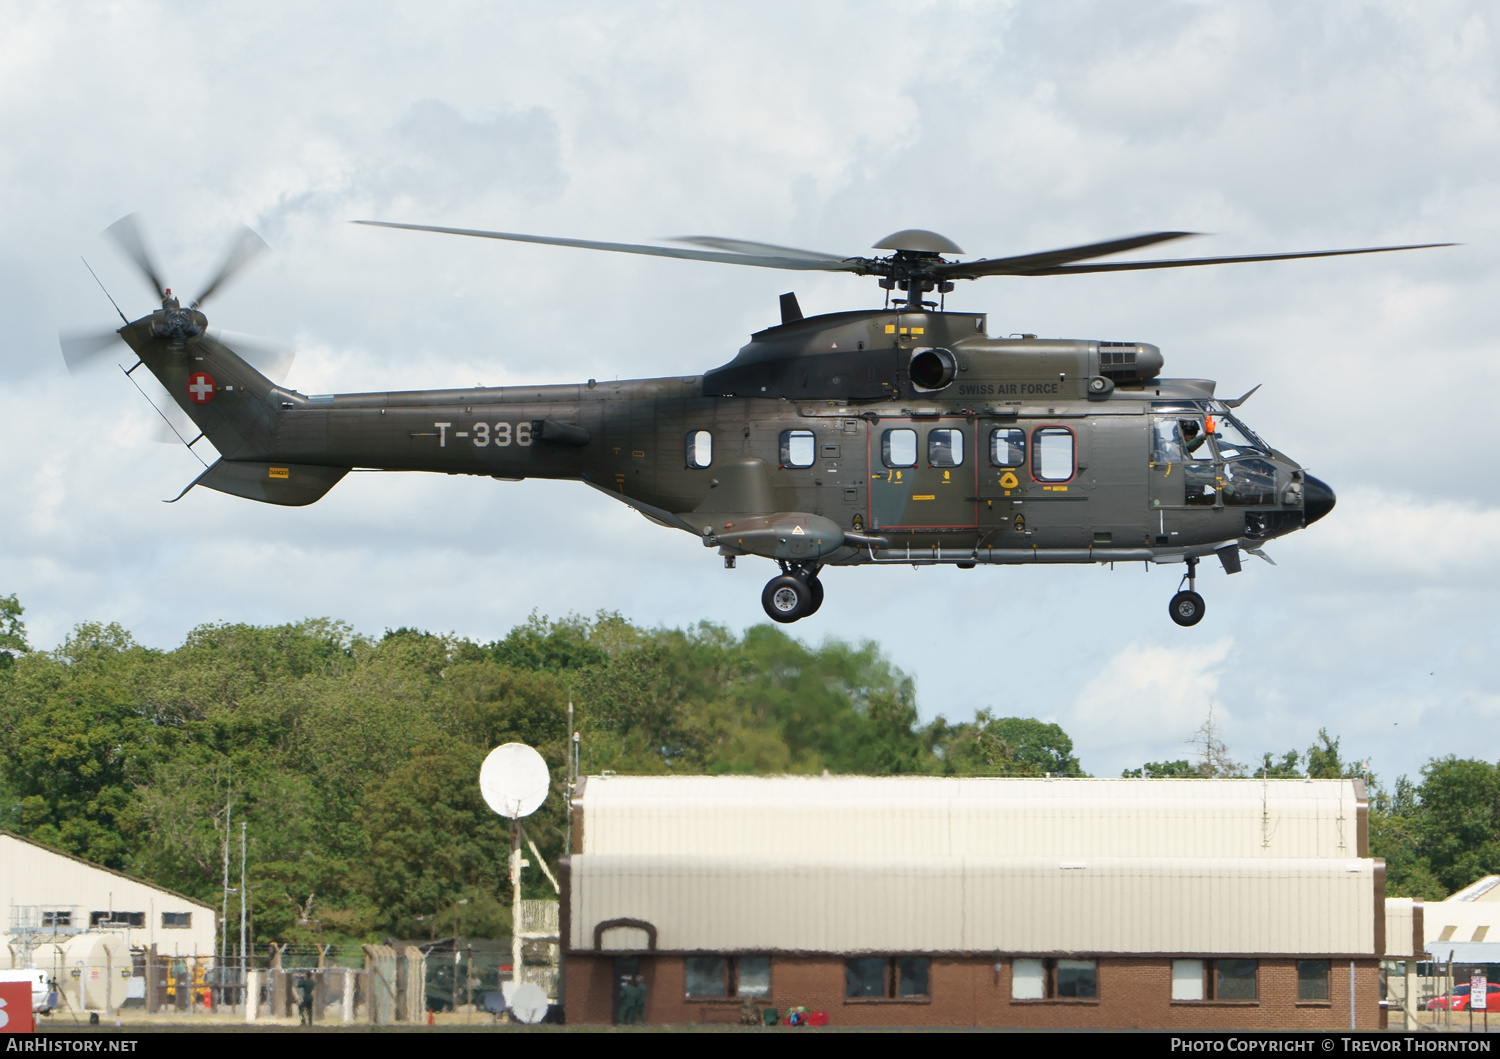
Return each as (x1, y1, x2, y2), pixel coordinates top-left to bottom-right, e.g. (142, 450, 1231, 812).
(578, 775, 1365, 860)
(572, 855, 1375, 955)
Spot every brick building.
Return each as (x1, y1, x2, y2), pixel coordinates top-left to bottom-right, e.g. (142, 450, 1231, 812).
(560, 776, 1384, 1029)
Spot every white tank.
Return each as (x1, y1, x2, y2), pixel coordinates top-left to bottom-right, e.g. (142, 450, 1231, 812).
(57, 933, 130, 1012)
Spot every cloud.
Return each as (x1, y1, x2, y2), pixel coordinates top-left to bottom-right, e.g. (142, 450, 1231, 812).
(1068, 639, 1234, 772)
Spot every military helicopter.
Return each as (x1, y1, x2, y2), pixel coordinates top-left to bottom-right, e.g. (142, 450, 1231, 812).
(63, 216, 1449, 626)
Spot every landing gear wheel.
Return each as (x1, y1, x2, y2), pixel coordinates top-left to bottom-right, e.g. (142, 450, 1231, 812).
(804, 576, 824, 616)
(1169, 590, 1206, 627)
(762, 575, 813, 623)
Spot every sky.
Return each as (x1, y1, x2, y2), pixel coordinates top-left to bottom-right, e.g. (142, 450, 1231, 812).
(2, 0, 1497, 782)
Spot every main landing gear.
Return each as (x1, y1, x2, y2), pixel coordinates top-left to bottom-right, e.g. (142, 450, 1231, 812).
(761, 562, 824, 623)
(1169, 556, 1206, 627)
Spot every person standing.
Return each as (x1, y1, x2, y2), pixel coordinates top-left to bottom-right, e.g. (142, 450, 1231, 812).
(295, 974, 316, 1026)
(619, 974, 647, 1025)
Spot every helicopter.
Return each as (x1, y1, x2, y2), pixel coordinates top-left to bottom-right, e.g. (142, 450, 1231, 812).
(62, 216, 1449, 626)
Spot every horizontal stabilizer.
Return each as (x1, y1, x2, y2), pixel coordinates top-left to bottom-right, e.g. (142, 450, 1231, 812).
(170, 460, 349, 506)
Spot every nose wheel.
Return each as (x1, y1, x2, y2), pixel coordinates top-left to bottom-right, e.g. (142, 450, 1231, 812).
(761, 563, 824, 623)
(1169, 556, 1206, 627)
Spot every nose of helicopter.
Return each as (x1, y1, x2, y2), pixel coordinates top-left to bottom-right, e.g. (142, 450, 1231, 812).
(1303, 475, 1336, 525)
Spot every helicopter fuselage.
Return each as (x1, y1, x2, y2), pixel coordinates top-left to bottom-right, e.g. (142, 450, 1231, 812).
(126, 306, 1331, 596)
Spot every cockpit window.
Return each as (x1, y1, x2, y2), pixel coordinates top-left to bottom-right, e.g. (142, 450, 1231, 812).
(1211, 415, 1267, 458)
(1153, 417, 1209, 464)
(1222, 458, 1278, 506)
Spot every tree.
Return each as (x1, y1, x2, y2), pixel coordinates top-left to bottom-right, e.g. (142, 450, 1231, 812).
(0, 593, 27, 668)
(359, 741, 514, 936)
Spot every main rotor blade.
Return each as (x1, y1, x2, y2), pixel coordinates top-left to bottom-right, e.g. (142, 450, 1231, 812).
(105, 213, 167, 299)
(1010, 242, 1457, 276)
(352, 220, 863, 272)
(59, 328, 125, 372)
(668, 235, 847, 262)
(937, 232, 1198, 279)
(192, 226, 269, 308)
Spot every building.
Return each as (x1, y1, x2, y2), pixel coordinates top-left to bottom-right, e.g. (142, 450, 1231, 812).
(561, 775, 1384, 1028)
(2, 830, 218, 970)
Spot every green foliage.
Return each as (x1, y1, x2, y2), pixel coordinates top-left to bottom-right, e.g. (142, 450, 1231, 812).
(0, 593, 27, 668)
(0, 604, 1074, 945)
(1124, 760, 1197, 778)
(935, 712, 1083, 777)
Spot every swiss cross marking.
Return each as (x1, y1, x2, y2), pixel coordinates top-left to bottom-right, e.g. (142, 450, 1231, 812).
(187, 372, 217, 404)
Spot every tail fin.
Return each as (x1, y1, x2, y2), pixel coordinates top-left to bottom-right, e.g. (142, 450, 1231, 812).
(123, 320, 280, 460)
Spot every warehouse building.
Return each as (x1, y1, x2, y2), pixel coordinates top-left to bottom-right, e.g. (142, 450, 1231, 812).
(2, 830, 218, 970)
(561, 776, 1383, 1029)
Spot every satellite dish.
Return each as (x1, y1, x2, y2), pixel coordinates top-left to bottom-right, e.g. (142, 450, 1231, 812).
(509, 982, 550, 1024)
(479, 743, 550, 819)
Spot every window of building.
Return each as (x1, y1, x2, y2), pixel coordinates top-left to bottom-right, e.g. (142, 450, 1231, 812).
(844, 956, 930, 999)
(90, 911, 144, 928)
(160, 911, 192, 929)
(1216, 959, 1258, 1000)
(1171, 958, 1260, 1002)
(990, 427, 1025, 467)
(42, 911, 72, 928)
(1297, 959, 1330, 1002)
(896, 957, 929, 997)
(927, 428, 964, 468)
(685, 956, 772, 999)
(1012, 957, 1097, 1000)
(845, 957, 886, 998)
(1172, 959, 1205, 1001)
(686, 956, 730, 997)
(736, 956, 771, 997)
(881, 429, 917, 469)
(1056, 959, 1098, 998)
(780, 429, 815, 468)
(1012, 958, 1045, 1000)
(685, 429, 713, 469)
(1032, 427, 1075, 482)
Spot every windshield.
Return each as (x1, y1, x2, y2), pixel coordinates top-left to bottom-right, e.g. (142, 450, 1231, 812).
(1202, 404, 1271, 457)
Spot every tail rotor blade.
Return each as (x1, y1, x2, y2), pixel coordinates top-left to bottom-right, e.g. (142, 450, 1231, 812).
(105, 213, 167, 300)
(59, 328, 125, 372)
(192, 226, 269, 308)
(206, 329, 294, 381)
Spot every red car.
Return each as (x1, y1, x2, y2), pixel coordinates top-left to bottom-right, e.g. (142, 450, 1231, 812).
(1427, 983, 1500, 1011)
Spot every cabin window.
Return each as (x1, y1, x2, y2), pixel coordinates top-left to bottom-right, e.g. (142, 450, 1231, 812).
(990, 427, 1025, 467)
(927, 428, 964, 468)
(42, 911, 72, 928)
(779, 429, 815, 468)
(1032, 427, 1075, 482)
(685, 429, 713, 469)
(162, 912, 193, 929)
(881, 428, 917, 468)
